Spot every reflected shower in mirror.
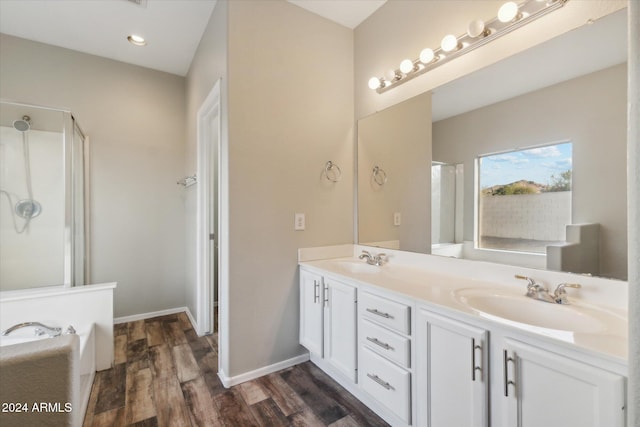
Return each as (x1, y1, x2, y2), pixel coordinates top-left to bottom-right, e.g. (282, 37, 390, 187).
(357, 8, 628, 280)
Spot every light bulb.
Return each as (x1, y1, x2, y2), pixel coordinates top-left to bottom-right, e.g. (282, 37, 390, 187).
(368, 77, 381, 90)
(467, 19, 486, 38)
(400, 59, 414, 74)
(127, 34, 147, 46)
(498, 2, 519, 23)
(441, 34, 460, 53)
(419, 48, 435, 64)
(385, 69, 398, 81)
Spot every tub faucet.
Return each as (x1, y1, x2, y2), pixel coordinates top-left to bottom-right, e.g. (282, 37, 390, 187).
(1, 322, 62, 338)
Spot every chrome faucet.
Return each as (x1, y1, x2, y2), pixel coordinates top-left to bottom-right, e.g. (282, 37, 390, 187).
(359, 250, 386, 266)
(517, 275, 556, 303)
(2, 322, 62, 338)
(516, 275, 581, 305)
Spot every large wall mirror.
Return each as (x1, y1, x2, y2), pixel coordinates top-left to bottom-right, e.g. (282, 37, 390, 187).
(357, 8, 627, 281)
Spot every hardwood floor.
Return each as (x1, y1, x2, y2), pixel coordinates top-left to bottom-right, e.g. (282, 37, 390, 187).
(83, 312, 389, 427)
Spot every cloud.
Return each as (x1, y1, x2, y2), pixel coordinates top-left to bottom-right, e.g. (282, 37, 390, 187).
(524, 146, 562, 158)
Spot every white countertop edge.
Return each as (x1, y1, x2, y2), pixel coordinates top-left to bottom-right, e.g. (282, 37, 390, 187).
(0, 282, 117, 303)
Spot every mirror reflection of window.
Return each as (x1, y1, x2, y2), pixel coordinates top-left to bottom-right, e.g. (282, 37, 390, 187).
(477, 141, 572, 253)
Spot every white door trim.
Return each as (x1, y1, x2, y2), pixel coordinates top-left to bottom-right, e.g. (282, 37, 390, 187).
(196, 79, 221, 336)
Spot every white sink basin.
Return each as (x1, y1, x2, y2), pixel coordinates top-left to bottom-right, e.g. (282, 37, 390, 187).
(454, 288, 625, 333)
(334, 260, 381, 275)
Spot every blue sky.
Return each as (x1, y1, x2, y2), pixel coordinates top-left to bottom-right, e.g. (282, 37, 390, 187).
(479, 142, 572, 188)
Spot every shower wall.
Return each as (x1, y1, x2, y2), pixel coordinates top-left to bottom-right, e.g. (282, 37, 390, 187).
(0, 125, 65, 289)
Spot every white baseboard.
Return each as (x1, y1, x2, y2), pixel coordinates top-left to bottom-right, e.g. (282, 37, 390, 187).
(218, 353, 310, 388)
(114, 306, 195, 325)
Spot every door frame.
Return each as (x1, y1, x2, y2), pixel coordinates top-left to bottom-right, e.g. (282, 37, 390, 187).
(196, 79, 221, 336)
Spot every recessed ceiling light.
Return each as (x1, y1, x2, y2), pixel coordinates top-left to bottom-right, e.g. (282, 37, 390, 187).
(127, 34, 147, 46)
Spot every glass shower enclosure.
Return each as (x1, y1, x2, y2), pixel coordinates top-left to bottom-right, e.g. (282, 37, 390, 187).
(0, 101, 88, 291)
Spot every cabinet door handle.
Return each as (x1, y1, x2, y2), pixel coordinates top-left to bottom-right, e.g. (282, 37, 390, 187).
(324, 284, 329, 307)
(366, 308, 393, 319)
(471, 338, 482, 381)
(313, 280, 319, 303)
(366, 336, 394, 351)
(503, 349, 516, 397)
(367, 373, 395, 391)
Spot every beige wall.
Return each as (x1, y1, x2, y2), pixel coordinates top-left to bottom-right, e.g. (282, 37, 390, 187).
(433, 64, 627, 280)
(358, 92, 432, 253)
(354, 0, 626, 119)
(225, 0, 354, 376)
(0, 34, 186, 317)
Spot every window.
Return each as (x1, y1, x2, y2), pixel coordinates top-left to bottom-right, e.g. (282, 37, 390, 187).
(477, 142, 572, 253)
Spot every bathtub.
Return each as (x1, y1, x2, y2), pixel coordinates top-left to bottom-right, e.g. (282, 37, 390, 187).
(0, 282, 115, 427)
(0, 323, 95, 427)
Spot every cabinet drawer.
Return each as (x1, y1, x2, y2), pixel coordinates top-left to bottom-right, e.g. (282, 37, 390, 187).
(361, 319, 411, 368)
(360, 292, 410, 334)
(360, 346, 411, 423)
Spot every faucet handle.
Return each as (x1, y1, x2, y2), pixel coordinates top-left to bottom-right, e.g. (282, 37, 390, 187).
(553, 283, 581, 304)
(515, 274, 541, 289)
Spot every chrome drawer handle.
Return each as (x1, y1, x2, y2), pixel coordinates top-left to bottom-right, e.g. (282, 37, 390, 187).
(367, 373, 395, 391)
(366, 308, 394, 319)
(366, 336, 393, 351)
(503, 349, 516, 397)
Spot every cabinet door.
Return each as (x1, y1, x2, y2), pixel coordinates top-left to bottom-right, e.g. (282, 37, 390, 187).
(324, 278, 357, 382)
(299, 269, 323, 356)
(502, 338, 626, 427)
(417, 309, 489, 427)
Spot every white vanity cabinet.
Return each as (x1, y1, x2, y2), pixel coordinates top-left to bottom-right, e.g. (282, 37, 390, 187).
(497, 337, 626, 427)
(416, 309, 489, 427)
(299, 269, 323, 356)
(299, 268, 357, 382)
(359, 290, 413, 425)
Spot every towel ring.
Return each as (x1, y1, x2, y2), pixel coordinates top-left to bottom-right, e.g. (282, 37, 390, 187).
(372, 166, 387, 186)
(324, 161, 342, 183)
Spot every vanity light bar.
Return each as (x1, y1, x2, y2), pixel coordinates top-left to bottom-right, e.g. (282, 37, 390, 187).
(369, 0, 568, 94)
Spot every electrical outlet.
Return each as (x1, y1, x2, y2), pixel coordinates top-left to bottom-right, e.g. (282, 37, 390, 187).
(294, 213, 305, 230)
(393, 212, 402, 226)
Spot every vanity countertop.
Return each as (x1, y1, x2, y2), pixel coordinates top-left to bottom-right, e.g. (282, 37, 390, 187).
(300, 256, 628, 365)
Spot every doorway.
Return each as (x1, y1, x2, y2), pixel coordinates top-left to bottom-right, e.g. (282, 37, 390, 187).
(196, 80, 221, 337)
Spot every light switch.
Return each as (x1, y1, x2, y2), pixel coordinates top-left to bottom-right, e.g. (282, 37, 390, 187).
(295, 213, 305, 230)
(393, 212, 402, 226)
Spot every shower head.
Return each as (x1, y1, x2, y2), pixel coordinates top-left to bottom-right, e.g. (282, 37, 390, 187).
(12, 115, 31, 132)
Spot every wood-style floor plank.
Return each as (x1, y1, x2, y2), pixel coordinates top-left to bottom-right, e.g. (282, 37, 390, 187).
(280, 365, 348, 425)
(181, 377, 223, 426)
(214, 388, 260, 427)
(128, 320, 146, 342)
(91, 407, 125, 427)
(145, 321, 166, 347)
(172, 343, 200, 383)
(86, 312, 389, 427)
(114, 334, 128, 365)
(257, 373, 306, 417)
(250, 397, 290, 427)
(238, 379, 270, 405)
(153, 376, 192, 427)
(162, 320, 188, 346)
(148, 343, 175, 381)
(93, 363, 126, 414)
(125, 367, 156, 424)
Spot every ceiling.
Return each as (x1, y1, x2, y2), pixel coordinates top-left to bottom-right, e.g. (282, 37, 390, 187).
(0, 0, 385, 76)
(286, 0, 386, 29)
